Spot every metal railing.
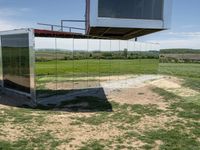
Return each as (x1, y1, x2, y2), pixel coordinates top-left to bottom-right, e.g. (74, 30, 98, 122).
(37, 23, 86, 33)
(60, 19, 86, 32)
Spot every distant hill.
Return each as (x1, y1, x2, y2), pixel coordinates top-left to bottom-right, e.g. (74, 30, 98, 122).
(160, 49, 200, 54)
(160, 49, 200, 63)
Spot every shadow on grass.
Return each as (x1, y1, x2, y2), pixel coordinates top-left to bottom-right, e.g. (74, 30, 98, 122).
(0, 87, 113, 112)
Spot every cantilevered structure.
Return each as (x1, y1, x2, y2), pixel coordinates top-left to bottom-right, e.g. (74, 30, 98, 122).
(86, 0, 172, 39)
(0, 0, 173, 105)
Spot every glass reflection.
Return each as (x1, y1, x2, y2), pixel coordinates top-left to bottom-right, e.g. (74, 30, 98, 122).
(35, 37, 159, 100)
(1, 34, 30, 94)
(73, 39, 88, 90)
(88, 39, 101, 89)
(98, 0, 163, 20)
(56, 38, 74, 94)
(35, 37, 57, 98)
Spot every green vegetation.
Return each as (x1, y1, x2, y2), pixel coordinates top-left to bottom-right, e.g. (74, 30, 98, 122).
(0, 131, 63, 150)
(71, 102, 162, 126)
(79, 140, 105, 150)
(182, 77, 200, 92)
(160, 48, 200, 54)
(36, 59, 159, 76)
(160, 49, 200, 63)
(36, 50, 159, 62)
(159, 63, 200, 78)
(0, 108, 45, 125)
(140, 129, 200, 150)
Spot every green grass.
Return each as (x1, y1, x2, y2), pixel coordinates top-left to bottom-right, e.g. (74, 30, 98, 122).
(36, 59, 159, 76)
(0, 108, 45, 125)
(0, 131, 64, 150)
(182, 77, 200, 92)
(152, 87, 181, 102)
(79, 140, 105, 150)
(159, 63, 200, 78)
(140, 129, 200, 150)
(70, 102, 162, 126)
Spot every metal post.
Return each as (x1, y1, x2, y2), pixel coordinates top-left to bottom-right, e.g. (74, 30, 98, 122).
(61, 21, 63, 31)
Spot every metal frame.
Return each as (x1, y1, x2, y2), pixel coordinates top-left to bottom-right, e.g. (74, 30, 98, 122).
(0, 29, 36, 102)
(29, 29, 36, 102)
(60, 20, 86, 32)
(38, 23, 86, 33)
(89, 0, 173, 29)
(0, 36, 3, 87)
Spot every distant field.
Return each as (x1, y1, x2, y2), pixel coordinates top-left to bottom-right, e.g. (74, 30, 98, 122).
(36, 59, 159, 77)
(159, 63, 200, 78)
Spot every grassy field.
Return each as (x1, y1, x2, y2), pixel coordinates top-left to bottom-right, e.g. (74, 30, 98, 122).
(159, 63, 200, 78)
(36, 59, 159, 76)
(0, 62, 200, 150)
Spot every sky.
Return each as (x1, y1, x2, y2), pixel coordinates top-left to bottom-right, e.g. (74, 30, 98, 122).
(0, 0, 200, 49)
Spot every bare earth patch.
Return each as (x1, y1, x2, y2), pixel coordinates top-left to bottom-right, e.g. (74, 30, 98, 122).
(108, 86, 168, 110)
(150, 76, 198, 97)
(134, 115, 178, 132)
(0, 123, 26, 142)
(42, 114, 122, 149)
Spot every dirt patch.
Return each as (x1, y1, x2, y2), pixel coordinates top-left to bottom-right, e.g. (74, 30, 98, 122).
(150, 77, 181, 89)
(45, 81, 101, 90)
(42, 114, 122, 149)
(134, 115, 178, 132)
(0, 123, 26, 142)
(154, 140, 164, 150)
(150, 76, 198, 97)
(0, 104, 10, 109)
(44, 75, 136, 90)
(108, 85, 168, 110)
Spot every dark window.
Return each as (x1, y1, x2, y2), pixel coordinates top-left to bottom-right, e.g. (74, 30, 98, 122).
(98, 0, 163, 20)
(1, 34, 31, 94)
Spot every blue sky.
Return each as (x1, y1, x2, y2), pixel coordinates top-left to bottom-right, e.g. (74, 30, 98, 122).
(0, 0, 200, 49)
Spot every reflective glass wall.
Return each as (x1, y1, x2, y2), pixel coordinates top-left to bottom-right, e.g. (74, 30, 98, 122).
(35, 38, 159, 100)
(1, 34, 30, 94)
(98, 0, 163, 20)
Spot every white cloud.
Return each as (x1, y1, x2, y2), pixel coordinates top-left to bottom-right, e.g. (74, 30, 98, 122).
(0, 7, 32, 31)
(0, 18, 32, 31)
(0, 19, 17, 31)
(148, 37, 200, 49)
(180, 25, 200, 29)
(168, 32, 200, 37)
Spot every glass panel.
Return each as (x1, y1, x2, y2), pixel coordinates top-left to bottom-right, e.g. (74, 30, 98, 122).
(73, 39, 88, 90)
(56, 38, 74, 95)
(88, 39, 101, 89)
(99, 40, 111, 81)
(1, 34, 30, 94)
(35, 37, 57, 98)
(98, 0, 163, 20)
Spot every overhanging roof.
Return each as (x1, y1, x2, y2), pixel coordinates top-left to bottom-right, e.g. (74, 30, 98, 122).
(34, 29, 85, 38)
(34, 29, 107, 39)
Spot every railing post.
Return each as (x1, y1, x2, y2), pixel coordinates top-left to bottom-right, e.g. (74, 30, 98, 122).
(61, 20, 63, 31)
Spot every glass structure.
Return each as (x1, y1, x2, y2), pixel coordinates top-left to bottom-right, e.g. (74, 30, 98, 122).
(35, 37, 159, 101)
(0, 29, 160, 102)
(98, 0, 164, 20)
